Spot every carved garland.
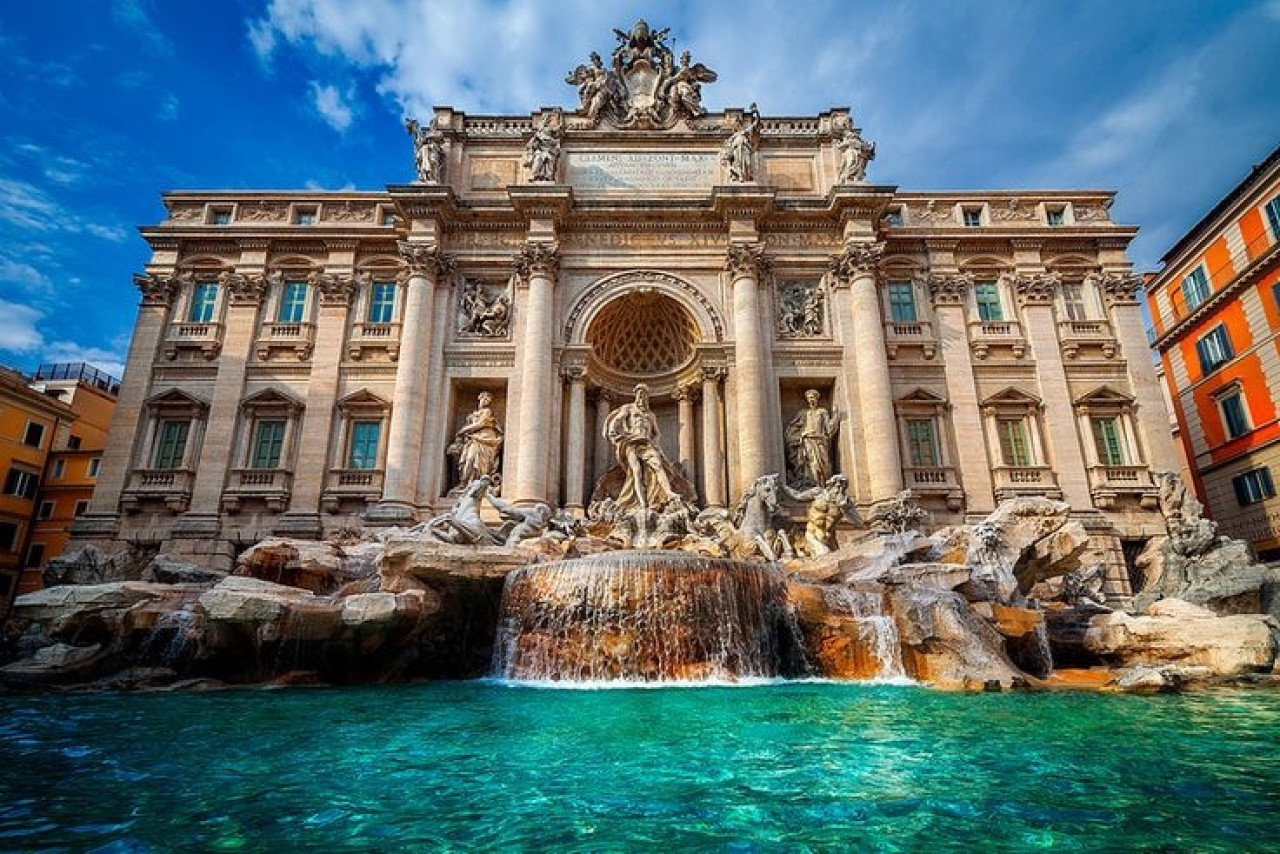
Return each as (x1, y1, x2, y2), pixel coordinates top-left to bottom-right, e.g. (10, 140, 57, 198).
(1099, 272, 1142, 306)
(1012, 272, 1060, 306)
(309, 270, 357, 306)
(564, 270, 726, 343)
(134, 272, 183, 306)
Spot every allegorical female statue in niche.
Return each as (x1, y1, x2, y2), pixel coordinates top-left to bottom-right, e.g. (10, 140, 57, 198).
(785, 389, 841, 488)
(448, 392, 504, 487)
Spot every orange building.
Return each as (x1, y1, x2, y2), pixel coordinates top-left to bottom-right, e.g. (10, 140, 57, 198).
(1147, 145, 1280, 559)
(19, 364, 120, 595)
(0, 366, 76, 614)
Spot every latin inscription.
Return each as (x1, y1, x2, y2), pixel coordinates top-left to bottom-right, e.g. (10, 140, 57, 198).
(566, 152, 718, 190)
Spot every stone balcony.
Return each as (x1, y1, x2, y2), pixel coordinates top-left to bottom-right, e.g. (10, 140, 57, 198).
(1087, 464, 1158, 509)
(902, 465, 963, 510)
(968, 320, 1026, 360)
(992, 465, 1062, 501)
(347, 322, 401, 361)
(321, 468, 385, 512)
(1057, 319, 1118, 360)
(163, 322, 223, 361)
(221, 468, 293, 513)
(121, 468, 194, 514)
(255, 322, 315, 361)
(883, 320, 937, 360)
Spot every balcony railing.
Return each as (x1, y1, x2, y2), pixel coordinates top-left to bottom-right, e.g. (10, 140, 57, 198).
(968, 320, 1026, 359)
(1057, 319, 1117, 359)
(164, 322, 224, 361)
(222, 467, 293, 512)
(321, 468, 385, 512)
(255, 322, 315, 361)
(1087, 464, 1157, 508)
(347, 322, 402, 361)
(992, 465, 1061, 499)
(122, 468, 194, 513)
(883, 320, 937, 359)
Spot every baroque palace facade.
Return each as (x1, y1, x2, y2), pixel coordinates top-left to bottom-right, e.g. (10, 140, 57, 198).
(75, 23, 1179, 596)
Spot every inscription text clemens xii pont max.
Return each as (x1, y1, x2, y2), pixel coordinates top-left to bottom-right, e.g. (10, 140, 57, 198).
(566, 152, 718, 190)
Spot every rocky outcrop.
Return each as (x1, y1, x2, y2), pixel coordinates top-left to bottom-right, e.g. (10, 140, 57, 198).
(1085, 599, 1278, 677)
(235, 538, 383, 594)
(1135, 536, 1280, 620)
(888, 586, 1026, 690)
(143, 555, 227, 585)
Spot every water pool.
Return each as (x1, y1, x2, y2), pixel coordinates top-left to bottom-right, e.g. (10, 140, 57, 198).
(2, 682, 1278, 851)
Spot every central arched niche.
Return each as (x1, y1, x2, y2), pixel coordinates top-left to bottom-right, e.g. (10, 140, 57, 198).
(586, 290, 697, 383)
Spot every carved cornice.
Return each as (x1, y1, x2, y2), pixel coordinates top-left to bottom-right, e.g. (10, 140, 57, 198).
(827, 242, 884, 287)
(309, 271, 357, 306)
(220, 270, 267, 306)
(133, 272, 182, 307)
(237, 239, 271, 252)
(514, 241, 560, 281)
(326, 239, 360, 252)
(1012, 272, 1059, 306)
(701, 365, 727, 383)
(926, 272, 972, 306)
(397, 240, 451, 279)
(1099, 271, 1142, 307)
(724, 242, 770, 279)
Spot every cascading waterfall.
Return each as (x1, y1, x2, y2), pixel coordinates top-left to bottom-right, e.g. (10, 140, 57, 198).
(492, 552, 807, 683)
(822, 585, 908, 681)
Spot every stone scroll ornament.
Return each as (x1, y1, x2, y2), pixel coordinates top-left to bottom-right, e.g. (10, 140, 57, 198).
(564, 19, 717, 129)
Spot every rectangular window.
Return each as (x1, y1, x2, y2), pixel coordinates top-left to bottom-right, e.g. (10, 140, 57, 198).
(974, 282, 1003, 321)
(295, 207, 317, 225)
(1046, 207, 1066, 226)
(887, 283, 917, 322)
(1091, 417, 1126, 466)
(1266, 196, 1280, 240)
(1233, 468, 1276, 506)
(1219, 391, 1250, 439)
(25, 543, 45, 568)
(962, 207, 983, 227)
(51, 459, 65, 479)
(3, 468, 39, 500)
(0, 522, 16, 552)
(210, 208, 233, 225)
(250, 420, 286, 469)
(905, 419, 940, 467)
(348, 421, 381, 470)
(885, 208, 904, 227)
(153, 420, 191, 470)
(67, 435, 82, 450)
(37, 500, 54, 521)
(1181, 266, 1210, 312)
(1060, 282, 1087, 321)
(381, 210, 398, 227)
(278, 282, 308, 323)
(23, 422, 45, 448)
(189, 283, 219, 323)
(367, 282, 396, 324)
(997, 418, 1032, 467)
(1195, 324, 1233, 374)
(87, 458, 101, 478)
(74, 500, 89, 517)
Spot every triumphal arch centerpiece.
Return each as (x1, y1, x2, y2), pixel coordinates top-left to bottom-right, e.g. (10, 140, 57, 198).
(75, 21, 1180, 597)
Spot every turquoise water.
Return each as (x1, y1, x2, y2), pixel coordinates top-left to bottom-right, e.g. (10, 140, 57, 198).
(2, 682, 1279, 852)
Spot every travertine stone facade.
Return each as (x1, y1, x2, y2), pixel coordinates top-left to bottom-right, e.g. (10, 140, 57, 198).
(74, 25, 1176, 595)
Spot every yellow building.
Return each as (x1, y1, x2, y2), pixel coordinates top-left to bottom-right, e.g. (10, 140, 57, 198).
(0, 366, 75, 614)
(19, 364, 120, 595)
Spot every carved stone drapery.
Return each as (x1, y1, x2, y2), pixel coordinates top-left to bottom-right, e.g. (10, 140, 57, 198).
(134, 272, 181, 306)
(828, 242, 884, 286)
(219, 271, 267, 306)
(309, 271, 357, 306)
(1012, 272, 1060, 306)
(514, 242, 560, 282)
(926, 273, 972, 306)
(1099, 272, 1142, 307)
(724, 242, 770, 280)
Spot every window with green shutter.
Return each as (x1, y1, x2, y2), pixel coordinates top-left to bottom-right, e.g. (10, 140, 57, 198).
(887, 282, 917, 323)
(348, 421, 381, 470)
(154, 420, 190, 470)
(997, 418, 1031, 466)
(905, 419, 939, 467)
(188, 283, 219, 323)
(1091, 417, 1126, 466)
(278, 282, 308, 323)
(974, 282, 1003, 321)
(250, 420, 286, 469)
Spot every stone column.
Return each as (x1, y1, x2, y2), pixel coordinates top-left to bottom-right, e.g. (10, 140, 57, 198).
(563, 367, 587, 514)
(277, 272, 356, 537)
(701, 366, 727, 508)
(185, 270, 266, 517)
(831, 242, 902, 501)
(593, 389, 613, 489)
(674, 383, 698, 482)
(1102, 272, 1182, 473)
(82, 273, 178, 523)
(370, 242, 447, 522)
(1016, 273, 1093, 509)
(725, 243, 772, 486)
(928, 273, 996, 514)
(509, 242, 558, 503)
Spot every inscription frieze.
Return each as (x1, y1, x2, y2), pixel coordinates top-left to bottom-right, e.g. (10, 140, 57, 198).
(566, 151, 717, 190)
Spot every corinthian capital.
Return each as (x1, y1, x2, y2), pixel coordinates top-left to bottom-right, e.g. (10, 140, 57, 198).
(397, 240, 450, 278)
(828, 242, 884, 286)
(514, 241, 559, 281)
(309, 270, 357, 306)
(925, 272, 972, 306)
(1098, 271, 1142, 307)
(220, 270, 267, 306)
(1012, 272, 1059, 306)
(133, 272, 180, 306)
(724, 242, 770, 279)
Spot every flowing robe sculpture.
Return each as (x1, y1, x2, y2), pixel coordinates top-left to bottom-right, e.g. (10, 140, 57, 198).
(524, 118, 561, 183)
(603, 384, 678, 513)
(835, 128, 875, 184)
(448, 392, 504, 487)
(405, 118, 444, 184)
(785, 389, 840, 488)
(721, 104, 759, 182)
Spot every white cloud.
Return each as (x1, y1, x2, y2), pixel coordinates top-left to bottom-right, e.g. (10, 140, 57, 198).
(0, 178, 60, 231)
(112, 0, 174, 56)
(85, 223, 130, 243)
(39, 341, 127, 380)
(0, 257, 52, 292)
(310, 82, 355, 132)
(0, 299, 44, 353)
(157, 93, 179, 121)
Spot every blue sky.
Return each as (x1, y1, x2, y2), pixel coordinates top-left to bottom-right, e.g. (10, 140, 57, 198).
(2, 0, 1279, 379)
